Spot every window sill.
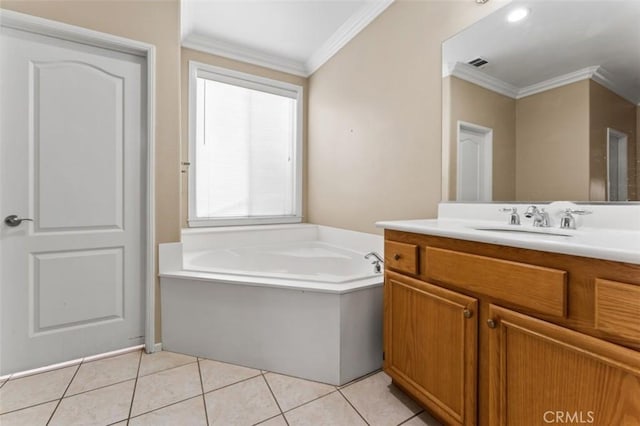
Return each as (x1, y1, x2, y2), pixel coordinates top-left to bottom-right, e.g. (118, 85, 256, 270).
(188, 216, 303, 228)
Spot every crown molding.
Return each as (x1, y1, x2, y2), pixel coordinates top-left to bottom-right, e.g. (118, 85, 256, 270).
(182, 1, 394, 78)
(182, 33, 308, 77)
(305, 0, 395, 75)
(449, 62, 519, 99)
(591, 67, 640, 105)
(517, 66, 599, 99)
(450, 62, 640, 104)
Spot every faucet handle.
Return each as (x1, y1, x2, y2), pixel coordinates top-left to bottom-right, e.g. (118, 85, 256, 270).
(564, 208, 592, 216)
(499, 207, 520, 225)
(559, 208, 592, 229)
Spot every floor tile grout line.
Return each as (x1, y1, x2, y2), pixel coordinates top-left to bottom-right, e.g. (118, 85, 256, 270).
(151, 348, 198, 360)
(45, 360, 83, 426)
(279, 389, 338, 415)
(137, 359, 199, 378)
(263, 370, 337, 389)
(196, 359, 210, 426)
(251, 414, 282, 426)
(338, 369, 383, 390)
(61, 374, 141, 400)
(126, 394, 204, 422)
(397, 410, 425, 426)
(125, 349, 144, 425)
(0, 398, 60, 417)
(282, 389, 338, 415)
(259, 370, 339, 416)
(260, 373, 289, 426)
(337, 388, 370, 426)
(253, 413, 285, 425)
(201, 372, 262, 396)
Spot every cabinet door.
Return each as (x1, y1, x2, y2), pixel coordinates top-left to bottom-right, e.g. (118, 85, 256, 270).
(384, 271, 477, 426)
(488, 305, 640, 426)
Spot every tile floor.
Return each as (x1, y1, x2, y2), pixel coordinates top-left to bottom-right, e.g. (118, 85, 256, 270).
(0, 349, 442, 426)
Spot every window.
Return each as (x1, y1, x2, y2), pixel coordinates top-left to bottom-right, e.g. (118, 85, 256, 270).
(188, 62, 303, 226)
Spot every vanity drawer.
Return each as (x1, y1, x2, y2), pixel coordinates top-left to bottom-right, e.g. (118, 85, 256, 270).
(384, 240, 419, 275)
(595, 279, 640, 344)
(425, 247, 567, 317)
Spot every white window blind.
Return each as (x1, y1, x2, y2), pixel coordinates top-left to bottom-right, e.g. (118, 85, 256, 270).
(189, 63, 303, 226)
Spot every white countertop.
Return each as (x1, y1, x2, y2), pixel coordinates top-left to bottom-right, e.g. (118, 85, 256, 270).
(376, 203, 640, 265)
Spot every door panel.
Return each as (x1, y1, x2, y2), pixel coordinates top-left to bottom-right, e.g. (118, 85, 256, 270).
(35, 61, 124, 231)
(488, 305, 640, 426)
(1, 25, 146, 374)
(384, 271, 478, 426)
(34, 248, 124, 332)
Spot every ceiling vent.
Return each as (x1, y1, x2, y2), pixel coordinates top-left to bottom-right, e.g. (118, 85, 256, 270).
(468, 57, 488, 68)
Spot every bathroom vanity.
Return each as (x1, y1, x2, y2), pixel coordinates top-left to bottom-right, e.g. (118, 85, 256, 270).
(377, 203, 640, 426)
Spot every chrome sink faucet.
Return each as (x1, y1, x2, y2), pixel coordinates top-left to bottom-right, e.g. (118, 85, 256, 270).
(365, 252, 384, 273)
(559, 208, 592, 229)
(524, 205, 551, 227)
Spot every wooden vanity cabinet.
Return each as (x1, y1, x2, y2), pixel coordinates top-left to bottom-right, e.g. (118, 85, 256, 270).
(383, 230, 640, 426)
(384, 271, 478, 426)
(488, 305, 640, 426)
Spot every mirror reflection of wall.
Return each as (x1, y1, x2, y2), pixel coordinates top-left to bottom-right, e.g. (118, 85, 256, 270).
(442, 1, 640, 202)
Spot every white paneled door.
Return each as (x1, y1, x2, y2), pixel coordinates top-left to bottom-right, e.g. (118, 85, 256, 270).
(0, 25, 147, 374)
(457, 122, 492, 202)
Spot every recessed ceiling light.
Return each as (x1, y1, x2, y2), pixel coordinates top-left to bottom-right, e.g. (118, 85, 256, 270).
(507, 7, 529, 23)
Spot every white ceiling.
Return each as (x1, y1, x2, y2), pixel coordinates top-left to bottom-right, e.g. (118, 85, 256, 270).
(443, 1, 640, 104)
(181, 0, 394, 77)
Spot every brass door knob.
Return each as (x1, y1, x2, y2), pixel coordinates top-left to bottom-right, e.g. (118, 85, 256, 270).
(487, 319, 497, 329)
(463, 309, 473, 319)
(393, 254, 401, 260)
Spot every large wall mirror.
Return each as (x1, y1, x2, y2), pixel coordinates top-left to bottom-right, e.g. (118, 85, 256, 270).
(442, 1, 640, 202)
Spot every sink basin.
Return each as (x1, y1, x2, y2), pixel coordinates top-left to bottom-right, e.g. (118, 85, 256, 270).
(472, 226, 573, 237)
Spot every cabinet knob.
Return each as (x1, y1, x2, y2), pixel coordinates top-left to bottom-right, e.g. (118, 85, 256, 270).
(487, 318, 497, 329)
(393, 254, 401, 261)
(463, 309, 473, 319)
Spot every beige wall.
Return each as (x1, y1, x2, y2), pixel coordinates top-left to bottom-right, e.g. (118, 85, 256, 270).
(515, 80, 590, 201)
(307, 0, 506, 234)
(447, 76, 516, 201)
(180, 48, 309, 227)
(589, 80, 637, 201)
(1, 0, 181, 342)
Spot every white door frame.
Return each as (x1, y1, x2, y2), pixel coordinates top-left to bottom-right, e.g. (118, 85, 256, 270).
(0, 10, 157, 354)
(456, 120, 493, 202)
(606, 127, 628, 202)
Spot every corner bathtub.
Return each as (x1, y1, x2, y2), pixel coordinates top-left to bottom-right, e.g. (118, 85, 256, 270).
(159, 224, 383, 385)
